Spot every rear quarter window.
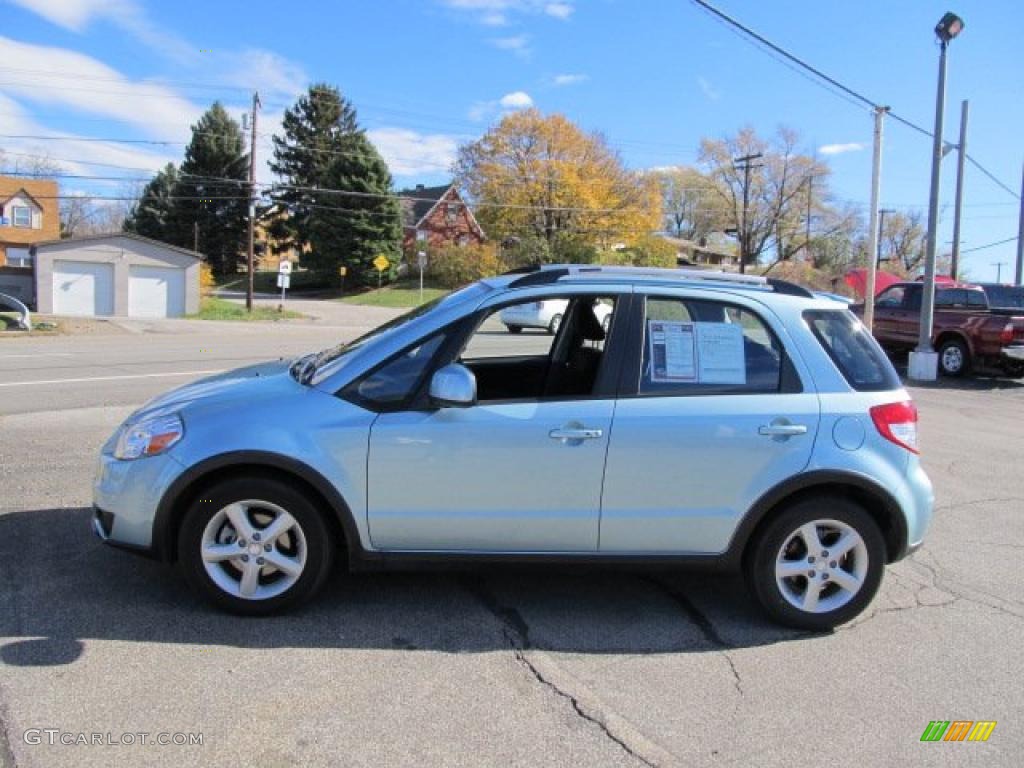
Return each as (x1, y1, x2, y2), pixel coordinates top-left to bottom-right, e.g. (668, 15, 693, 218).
(804, 310, 900, 392)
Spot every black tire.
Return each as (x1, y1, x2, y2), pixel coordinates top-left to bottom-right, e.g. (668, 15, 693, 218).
(506, 325, 523, 334)
(744, 496, 886, 631)
(178, 476, 335, 616)
(548, 314, 562, 335)
(937, 337, 971, 377)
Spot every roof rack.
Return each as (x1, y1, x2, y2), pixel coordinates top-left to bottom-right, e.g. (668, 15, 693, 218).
(506, 264, 815, 297)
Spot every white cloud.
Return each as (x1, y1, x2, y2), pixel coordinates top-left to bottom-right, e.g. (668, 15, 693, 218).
(544, 2, 573, 19)
(499, 91, 533, 109)
(440, 0, 574, 25)
(552, 73, 588, 87)
(491, 34, 530, 57)
(7, 0, 134, 31)
(0, 36, 201, 139)
(468, 91, 534, 122)
(366, 127, 458, 177)
(697, 76, 720, 101)
(819, 142, 864, 156)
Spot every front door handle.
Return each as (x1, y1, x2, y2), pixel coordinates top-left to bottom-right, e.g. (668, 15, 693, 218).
(549, 427, 603, 441)
(758, 422, 808, 437)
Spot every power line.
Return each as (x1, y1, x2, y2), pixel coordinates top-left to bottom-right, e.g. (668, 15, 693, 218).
(686, 0, 1020, 202)
(961, 236, 1018, 254)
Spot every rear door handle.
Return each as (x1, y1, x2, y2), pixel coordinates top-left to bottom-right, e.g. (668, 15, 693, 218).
(549, 427, 603, 441)
(758, 422, 808, 437)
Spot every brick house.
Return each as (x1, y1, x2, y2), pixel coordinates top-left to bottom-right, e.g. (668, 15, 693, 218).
(397, 184, 485, 256)
(0, 175, 60, 267)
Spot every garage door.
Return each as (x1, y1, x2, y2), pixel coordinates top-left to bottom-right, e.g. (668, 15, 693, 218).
(53, 261, 114, 316)
(129, 265, 185, 318)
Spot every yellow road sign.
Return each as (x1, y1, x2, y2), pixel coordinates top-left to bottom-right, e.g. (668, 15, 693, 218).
(373, 255, 390, 272)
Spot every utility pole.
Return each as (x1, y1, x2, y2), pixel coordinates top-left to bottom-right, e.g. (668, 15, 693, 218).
(193, 221, 199, 255)
(877, 208, 895, 268)
(864, 105, 888, 332)
(804, 171, 813, 260)
(950, 100, 969, 281)
(733, 153, 763, 274)
(1016, 161, 1024, 286)
(992, 262, 1006, 283)
(246, 91, 260, 313)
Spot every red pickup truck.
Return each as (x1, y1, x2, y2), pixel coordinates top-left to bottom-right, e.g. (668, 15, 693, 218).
(853, 282, 1024, 377)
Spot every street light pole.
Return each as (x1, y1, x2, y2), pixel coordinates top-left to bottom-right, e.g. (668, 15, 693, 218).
(910, 13, 963, 381)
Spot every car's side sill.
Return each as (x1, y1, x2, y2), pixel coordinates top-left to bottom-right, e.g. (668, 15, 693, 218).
(350, 549, 738, 572)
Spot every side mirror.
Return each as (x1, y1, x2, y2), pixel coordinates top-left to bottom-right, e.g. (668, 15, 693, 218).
(429, 363, 477, 408)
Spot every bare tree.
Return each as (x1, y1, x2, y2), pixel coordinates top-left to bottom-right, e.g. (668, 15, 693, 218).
(699, 126, 825, 271)
(879, 210, 926, 272)
(652, 166, 725, 241)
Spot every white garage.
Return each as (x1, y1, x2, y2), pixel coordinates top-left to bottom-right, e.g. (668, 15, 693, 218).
(129, 265, 186, 318)
(33, 233, 201, 318)
(52, 260, 115, 316)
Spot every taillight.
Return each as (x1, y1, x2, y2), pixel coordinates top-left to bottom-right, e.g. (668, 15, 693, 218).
(869, 401, 919, 454)
(1000, 323, 1014, 345)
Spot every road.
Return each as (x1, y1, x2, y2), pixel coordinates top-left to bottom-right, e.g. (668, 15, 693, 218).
(1, 311, 1022, 767)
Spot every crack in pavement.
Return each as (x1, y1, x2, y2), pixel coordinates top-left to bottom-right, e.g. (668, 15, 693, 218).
(932, 496, 1024, 513)
(456, 576, 671, 768)
(643, 578, 745, 697)
(0, 685, 17, 768)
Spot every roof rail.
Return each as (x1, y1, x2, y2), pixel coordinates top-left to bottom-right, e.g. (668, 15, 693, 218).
(505, 264, 815, 297)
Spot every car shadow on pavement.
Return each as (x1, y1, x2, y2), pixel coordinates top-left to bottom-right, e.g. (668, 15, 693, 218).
(0, 507, 817, 668)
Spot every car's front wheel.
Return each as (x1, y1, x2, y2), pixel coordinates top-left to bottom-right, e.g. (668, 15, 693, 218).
(178, 476, 335, 615)
(745, 496, 885, 631)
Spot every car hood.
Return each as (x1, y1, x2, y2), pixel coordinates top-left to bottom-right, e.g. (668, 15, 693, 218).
(129, 359, 297, 422)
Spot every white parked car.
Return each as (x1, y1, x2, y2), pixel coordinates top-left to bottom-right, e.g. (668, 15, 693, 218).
(500, 298, 612, 334)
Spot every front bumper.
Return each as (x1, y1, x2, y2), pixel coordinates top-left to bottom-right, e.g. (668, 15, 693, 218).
(91, 506, 158, 558)
(92, 449, 186, 554)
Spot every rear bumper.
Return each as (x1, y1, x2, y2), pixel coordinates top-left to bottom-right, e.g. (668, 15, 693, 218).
(1001, 345, 1024, 362)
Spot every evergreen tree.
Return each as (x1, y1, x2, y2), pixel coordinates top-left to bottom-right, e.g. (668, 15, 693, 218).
(307, 133, 402, 286)
(269, 83, 361, 255)
(123, 163, 184, 244)
(174, 102, 249, 276)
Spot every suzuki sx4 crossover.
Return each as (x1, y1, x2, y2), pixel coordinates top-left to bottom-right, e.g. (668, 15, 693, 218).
(94, 266, 933, 630)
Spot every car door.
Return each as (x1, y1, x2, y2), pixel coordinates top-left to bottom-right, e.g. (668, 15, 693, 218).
(599, 292, 820, 554)
(363, 292, 626, 552)
(872, 285, 909, 346)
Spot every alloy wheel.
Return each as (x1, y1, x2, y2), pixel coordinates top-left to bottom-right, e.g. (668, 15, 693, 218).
(200, 499, 308, 601)
(774, 519, 868, 614)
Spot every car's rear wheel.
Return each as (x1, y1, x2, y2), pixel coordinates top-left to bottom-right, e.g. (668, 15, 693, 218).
(548, 314, 562, 335)
(745, 496, 885, 630)
(179, 476, 334, 615)
(506, 324, 523, 334)
(938, 337, 970, 377)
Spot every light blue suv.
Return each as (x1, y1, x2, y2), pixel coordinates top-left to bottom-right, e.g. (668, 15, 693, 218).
(93, 266, 933, 629)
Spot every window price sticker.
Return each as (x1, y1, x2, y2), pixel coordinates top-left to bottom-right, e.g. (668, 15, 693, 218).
(647, 320, 747, 385)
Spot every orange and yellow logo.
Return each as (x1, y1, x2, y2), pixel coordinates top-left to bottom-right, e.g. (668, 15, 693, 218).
(921, 721, 996, 742)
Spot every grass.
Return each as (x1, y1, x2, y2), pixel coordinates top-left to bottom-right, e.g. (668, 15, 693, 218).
(340, 283, 449, 308)
(190, 297, 305, 321)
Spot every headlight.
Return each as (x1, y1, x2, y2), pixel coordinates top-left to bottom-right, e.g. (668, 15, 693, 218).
(113, 413, 184, 460)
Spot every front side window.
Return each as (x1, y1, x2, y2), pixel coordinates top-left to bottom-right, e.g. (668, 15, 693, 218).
(459, 294, 617, 401)
(875, 286, 906, 308)
(639, 297, 783, 395)
(12, 206, 31, 228)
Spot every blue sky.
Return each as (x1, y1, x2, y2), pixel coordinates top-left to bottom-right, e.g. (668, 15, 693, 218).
(1, 0, 1021, 280)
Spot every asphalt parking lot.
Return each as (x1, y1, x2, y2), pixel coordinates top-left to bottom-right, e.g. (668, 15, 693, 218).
(1, 314, 1022, 768)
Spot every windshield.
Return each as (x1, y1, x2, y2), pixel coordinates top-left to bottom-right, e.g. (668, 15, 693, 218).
(297, 282, 489, 386)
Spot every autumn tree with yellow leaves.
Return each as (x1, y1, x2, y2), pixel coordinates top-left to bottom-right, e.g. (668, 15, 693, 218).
(454, 109, 661, 263)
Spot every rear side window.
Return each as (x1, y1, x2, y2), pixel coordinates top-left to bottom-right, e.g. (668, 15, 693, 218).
(804, 310, 899, 392)
(639, 298, 785, 395)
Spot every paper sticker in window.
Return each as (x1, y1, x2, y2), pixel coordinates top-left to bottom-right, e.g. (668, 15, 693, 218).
(648, 321, 697, 382)
(695, 322, 746, 384)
